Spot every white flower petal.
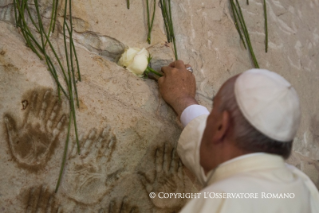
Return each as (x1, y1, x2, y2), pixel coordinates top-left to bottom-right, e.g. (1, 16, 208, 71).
(118, 48, 140, 67)
(118, 47, 149, 77)
(127, 53, 149, 76)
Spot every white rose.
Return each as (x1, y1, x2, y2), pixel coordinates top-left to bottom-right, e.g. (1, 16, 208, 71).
(118, 47, 149, 77)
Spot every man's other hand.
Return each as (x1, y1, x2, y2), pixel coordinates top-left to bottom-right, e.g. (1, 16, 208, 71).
(158, 60, 198, 117)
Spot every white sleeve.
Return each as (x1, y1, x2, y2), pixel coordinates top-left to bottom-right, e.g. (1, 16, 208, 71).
(177, 114, 209, 185)
(180, 105, 210, 127)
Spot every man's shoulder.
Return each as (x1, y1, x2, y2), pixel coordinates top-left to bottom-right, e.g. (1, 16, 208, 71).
(202, 167, 313, 198)
(203, 173, 264, 193)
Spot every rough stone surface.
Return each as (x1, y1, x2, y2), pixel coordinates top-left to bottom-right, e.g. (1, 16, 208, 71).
(0, 0, 319, 212)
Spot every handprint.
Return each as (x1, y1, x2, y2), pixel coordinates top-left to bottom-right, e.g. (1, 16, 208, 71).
(4, 88, 67, 171)
(138, 143, 185, 209)
(24, 185, 64, 213)
(63, 127, 125, 205)
(98, 197, 139, 213)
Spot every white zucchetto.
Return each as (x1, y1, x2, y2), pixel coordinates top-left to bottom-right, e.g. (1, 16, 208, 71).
(234, 69, 301, 142)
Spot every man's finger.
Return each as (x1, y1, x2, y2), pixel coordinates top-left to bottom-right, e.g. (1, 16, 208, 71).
(148, 72, 160, 81)
(168, 61, 176, 67)
(161, 66, 172, 75)
(158, 78, 164, 87)
(174, 60, 185, 69)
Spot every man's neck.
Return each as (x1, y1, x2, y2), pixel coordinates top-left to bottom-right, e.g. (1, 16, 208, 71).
(204, 146, 251, 175)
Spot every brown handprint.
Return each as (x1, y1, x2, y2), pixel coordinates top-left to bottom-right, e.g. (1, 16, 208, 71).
(138, 143, 185, 210)
(98, 197, 139, 213)
(4, 88, 67, 171)
(23, 185, 64, 213)
(63, 127, 125, 205)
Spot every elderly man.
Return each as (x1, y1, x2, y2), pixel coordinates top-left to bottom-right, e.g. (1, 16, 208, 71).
(158, 60, 319, 213)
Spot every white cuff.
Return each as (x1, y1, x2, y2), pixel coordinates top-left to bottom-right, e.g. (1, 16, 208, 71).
(180, 105, 210, 127)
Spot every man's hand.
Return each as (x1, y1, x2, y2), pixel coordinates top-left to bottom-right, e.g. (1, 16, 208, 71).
(158, 60, 198, 117)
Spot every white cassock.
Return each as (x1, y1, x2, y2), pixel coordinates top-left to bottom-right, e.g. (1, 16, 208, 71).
(177, 105, 319, 213)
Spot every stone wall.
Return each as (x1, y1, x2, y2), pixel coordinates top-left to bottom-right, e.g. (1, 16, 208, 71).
(0, 0, 318, 212)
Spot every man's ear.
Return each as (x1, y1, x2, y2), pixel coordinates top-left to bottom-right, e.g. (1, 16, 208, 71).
(212, 110, 230, 143)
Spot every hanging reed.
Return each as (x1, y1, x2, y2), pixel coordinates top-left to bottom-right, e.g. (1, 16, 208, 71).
(12, 0, 81, 193)
(146, 0, 156, 44)
(264, 0, 268, 53)
(159, 0, 178, 60)
(230, 0, 259, 68)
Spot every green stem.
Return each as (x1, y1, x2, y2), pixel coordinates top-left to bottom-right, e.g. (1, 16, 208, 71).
(147, 0, 156, 44)
(45, 0, 56, 46)
(55, 112, 72, 193)
(25, 3, 40, 32)
(63, 0, 80, 154)
(230, 0, 246, 49)
(14, 0, 81, 193)
(68, 0, 79, 106)
(13, 0, 18, 27)
(45, 55, 62, 99)
(146, 0, 150, 43)
(151, 0, 156, 30)
(264, 0, 268, 53)
(159, 0, 178, 59)
(71, 39, 81, 81)
(235, 0, 259, 68)
(35, 0, 64, 85)
(127, 0, 130, 9)
(67, 0, 80, 152)
(52, 0, 59, 32)
(15, 1, 43, 59)
(16, 0, 22, 27)
(65, 23, 80, 108)
(159, 0, 171, 42)
(168, 0, 178, 60)
(145, 66, 163, 77)
(20, 27, 44, 53)
(42, 27, 69, 83)
(247, 0, 249, 5)
(34, 0, 47, 54)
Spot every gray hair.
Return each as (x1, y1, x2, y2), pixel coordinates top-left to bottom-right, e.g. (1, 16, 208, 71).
(217, 76, 292, 159)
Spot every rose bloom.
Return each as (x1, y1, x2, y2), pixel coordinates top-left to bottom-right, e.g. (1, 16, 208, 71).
(118, 47, 149, 77)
